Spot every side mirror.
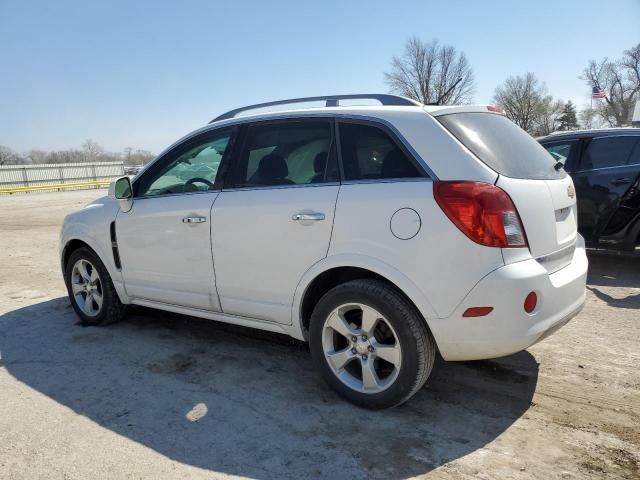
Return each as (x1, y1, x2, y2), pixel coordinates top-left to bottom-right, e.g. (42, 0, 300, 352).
(114, 176, 132, 200)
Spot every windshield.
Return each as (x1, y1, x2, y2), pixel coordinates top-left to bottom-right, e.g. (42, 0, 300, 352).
(437, 112, 566, 180)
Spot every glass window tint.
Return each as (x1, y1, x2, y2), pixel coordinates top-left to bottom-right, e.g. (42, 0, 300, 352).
(235, 121, 336, 187)
(438, 113, 565, 180)
(138, 133, 231, 197)
(339, 123, 422, 181)
(630, 140, 640, 165)
(544, 142, 574, 164)
(581, 136, 639, 170)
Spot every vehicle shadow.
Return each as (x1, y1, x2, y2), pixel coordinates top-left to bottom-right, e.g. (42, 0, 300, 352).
(586, 253, 640, 310)
(0, 298, 538, 479)
(587, 253, 640, 289)
(587, 287, 640, 309)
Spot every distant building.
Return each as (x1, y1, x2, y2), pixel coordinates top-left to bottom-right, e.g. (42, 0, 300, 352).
(633, 98, 640, 127)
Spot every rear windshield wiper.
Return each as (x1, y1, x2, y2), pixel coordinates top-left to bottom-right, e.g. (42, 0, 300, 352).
(554, 161, 564, 171)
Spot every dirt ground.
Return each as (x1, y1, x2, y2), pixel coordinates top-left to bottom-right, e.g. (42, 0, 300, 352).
(0, 189, 638, 480)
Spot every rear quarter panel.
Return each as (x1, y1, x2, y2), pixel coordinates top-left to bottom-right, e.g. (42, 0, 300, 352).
(327, 180, 505, 321)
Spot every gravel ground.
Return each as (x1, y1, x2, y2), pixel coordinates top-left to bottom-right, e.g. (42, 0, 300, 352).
(0, 189, 638, 479)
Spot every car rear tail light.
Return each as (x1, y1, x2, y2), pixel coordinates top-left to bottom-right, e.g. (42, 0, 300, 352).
(463, 307, 494, 317)
(433, 181, 528, 248)
(486, 105, 504, 114)
(524, 292, 537, 313)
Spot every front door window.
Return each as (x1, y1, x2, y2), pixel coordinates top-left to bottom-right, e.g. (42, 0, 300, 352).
(137, 133, 232, 196)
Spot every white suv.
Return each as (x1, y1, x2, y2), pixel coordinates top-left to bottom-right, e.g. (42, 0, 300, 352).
(60, 94, 588, 409)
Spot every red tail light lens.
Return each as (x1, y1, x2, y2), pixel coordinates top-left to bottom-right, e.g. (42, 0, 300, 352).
(433, 181, 528, 248)
(463, 307, 494, 317)
(486, 105, 504, 114)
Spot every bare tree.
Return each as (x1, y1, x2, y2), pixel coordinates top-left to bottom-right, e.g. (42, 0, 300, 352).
(0, 146, 21, 165)
(26, 150, 47, 164)
(82, 139, 104, 162)
(385, 37, 475, 104)
(123, 147, 154, 166)
(578, 108, 599, 129)
(581, 43, 640, 126)
(493, 73, 547, 133)
(533, 96, 564, 136)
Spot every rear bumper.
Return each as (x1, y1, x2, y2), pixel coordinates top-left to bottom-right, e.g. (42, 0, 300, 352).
(430, 235, 588, 361)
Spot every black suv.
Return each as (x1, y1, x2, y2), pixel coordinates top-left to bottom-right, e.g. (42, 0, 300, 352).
(539, 128, 640, 252)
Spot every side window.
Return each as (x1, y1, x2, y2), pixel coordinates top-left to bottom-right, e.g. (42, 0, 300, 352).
(233, 120, 336, 187)
(338, 122, 423, 181)
(137, 132, 231, 197)
(580, 137, 639, 171)
(544, 141, 574, 163)
(629, 140, 640, 165)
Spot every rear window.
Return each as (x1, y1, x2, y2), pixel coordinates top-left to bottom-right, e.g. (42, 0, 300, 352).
(437, 112, 566, 180)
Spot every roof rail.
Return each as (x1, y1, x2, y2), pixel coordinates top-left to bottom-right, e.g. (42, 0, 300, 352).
(210, 94, 422, 123)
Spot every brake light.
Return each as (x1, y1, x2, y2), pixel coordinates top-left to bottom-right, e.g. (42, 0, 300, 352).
(486, 105, 504, 114)
(433, 181, 528, 248)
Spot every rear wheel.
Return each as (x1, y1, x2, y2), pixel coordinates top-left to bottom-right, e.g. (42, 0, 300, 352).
(309, 279, 436, 409)
(65, 247, 126, 326)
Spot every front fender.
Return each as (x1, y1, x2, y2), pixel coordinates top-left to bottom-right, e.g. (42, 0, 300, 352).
(59, 197, 129, 303)
(289, 253, 439, 341)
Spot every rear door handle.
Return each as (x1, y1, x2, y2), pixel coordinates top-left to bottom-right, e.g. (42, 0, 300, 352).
(292, 212, 325, 222)
(611, 177, 632, 186)
(182, 216, 207, 224)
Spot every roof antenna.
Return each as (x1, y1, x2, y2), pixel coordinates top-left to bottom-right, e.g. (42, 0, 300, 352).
(429, 77, 463, 106)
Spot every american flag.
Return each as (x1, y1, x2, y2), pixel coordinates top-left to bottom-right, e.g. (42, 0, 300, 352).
(592, 85, 606, 99)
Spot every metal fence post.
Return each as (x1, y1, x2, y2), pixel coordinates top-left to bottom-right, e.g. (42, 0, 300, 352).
(58, 166, 65, 191)
(21, 167, 29, 193)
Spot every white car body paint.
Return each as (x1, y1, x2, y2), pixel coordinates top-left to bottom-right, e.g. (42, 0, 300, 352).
(211, 184, 339, 324)
(116, 192, 222, 311)
(60, 103, 588, 361)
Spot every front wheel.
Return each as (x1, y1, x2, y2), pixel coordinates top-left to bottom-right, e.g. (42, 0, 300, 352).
(64, 247, 126, 326)
(309, 279, 436, 409)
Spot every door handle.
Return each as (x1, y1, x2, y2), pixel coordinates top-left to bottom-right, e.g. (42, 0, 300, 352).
(292, 212, 325, 222)
(611, 177, 631, 186)
(182, 216, 207, 224)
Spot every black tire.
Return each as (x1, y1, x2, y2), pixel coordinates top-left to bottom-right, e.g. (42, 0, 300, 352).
(309, 279, 436, 409)
(64, 247, 127, 326)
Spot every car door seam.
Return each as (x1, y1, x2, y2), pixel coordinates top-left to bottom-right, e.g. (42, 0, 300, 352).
(209, 193, 224, 312)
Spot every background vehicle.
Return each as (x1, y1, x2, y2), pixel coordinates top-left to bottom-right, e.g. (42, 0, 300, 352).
(124, 165, 143, 176)
(60, 94, 588, 408)
(539, 129, 640, 253)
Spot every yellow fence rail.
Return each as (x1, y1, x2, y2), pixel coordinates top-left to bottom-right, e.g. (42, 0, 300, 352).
(0, 180, 112, 194)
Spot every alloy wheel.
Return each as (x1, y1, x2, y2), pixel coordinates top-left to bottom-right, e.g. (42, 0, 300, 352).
(321, 303, 402, 394)
(71, 259, 104, 317)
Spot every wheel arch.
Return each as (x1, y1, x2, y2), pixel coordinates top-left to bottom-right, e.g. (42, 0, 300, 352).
(291, 254, 439, 343)
(61, 239, 95, 273)
(61, 235, 129, 304)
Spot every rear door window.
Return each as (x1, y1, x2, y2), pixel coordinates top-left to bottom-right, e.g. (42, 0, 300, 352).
(579, 136, 639, 171)
(437, 112, 566, 180)
(231, 120, 338, 187)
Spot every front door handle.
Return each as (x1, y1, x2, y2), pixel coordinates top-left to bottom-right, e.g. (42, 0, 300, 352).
(611, 177, 632, 186)
(182, 216, 207, 224)
(292, 212, 325, 222)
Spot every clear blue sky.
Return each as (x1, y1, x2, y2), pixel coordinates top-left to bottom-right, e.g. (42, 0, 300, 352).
(1, 0, 638, 154)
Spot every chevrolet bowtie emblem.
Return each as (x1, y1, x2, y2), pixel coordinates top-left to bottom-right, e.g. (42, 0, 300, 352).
(567, 185, 575, 199)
